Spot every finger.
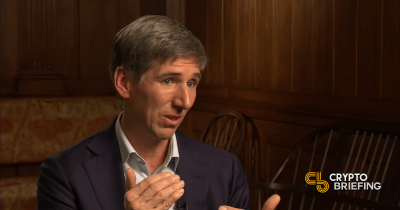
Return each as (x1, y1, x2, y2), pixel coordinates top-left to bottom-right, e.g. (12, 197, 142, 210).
(125, 172, 173, 203)
(145, 180, 184, 207)
(124, 168, 138, 209)
(218, 206, 242, 210)
(126, 168, 136, 191)
(138, 175, 180, 204)
(263, 194, 281, 210)
(154, 188, 185, 210)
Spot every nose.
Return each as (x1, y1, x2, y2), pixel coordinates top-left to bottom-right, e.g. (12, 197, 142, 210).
(172, 84, 195, 110)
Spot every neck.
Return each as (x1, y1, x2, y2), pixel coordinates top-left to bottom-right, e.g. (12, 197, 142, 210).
(120, 114, 169, 175)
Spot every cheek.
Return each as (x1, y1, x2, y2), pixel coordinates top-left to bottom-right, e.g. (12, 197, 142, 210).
(151, 90, 174, 113)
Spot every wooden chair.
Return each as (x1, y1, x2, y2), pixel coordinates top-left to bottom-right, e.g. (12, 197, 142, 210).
(200, 110, 246, 156)
(251, 122, 400, 210)
(200, 110, 262, 210)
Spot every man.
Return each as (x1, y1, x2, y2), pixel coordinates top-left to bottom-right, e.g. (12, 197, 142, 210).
(36, 15, 280, 210)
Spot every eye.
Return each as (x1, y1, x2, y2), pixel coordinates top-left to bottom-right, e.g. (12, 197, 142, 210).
(163, 79, 172, 85)
(187, 81, 195, 88)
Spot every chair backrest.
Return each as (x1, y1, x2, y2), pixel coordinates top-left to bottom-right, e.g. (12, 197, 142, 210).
(251, 123, 400, 210)
(200, 110, 262, 210)
(200, 110, 246, 156)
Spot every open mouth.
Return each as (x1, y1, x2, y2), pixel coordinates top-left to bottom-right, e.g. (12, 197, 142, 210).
(166, 117, 179, 120)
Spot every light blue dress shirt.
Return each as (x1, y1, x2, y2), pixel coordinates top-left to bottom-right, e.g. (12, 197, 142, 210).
(115, 112, 180, 210)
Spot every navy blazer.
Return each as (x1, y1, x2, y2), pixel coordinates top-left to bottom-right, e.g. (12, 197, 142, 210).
(37, 119, 249, 210)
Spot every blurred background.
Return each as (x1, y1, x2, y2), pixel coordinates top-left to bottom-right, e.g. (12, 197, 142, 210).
(1, 0, 399, 209)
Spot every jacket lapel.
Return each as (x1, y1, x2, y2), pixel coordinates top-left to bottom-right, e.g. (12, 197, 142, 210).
(83, 119, 125, 210)
(175, 131, 209, 210)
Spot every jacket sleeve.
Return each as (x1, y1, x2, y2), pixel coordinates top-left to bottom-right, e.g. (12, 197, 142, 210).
(36, 156, 77, 210)
(227, 155, 250, 210)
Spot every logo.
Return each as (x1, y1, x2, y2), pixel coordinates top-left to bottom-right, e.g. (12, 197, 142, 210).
(306, 172, 381, 193)
(305, 172, 329, 193)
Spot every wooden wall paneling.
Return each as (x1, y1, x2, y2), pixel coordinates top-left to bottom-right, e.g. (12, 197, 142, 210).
(17, 79, 65, 96)
(1, 0, 19, 96)
(253, 119, 316, 149)
(185, 0, 207, 44)
(270, 0, 292, 91)
(17, 0, 63, 74)
(120, 0, 141, 28)
(166, 0, 185, 24)
(238, 0, 256, 88)
(178, 110, 215, 140)
(51, 0, 57, 70)
(140, 0, 166, 16)
(46, 0, 53, 71)
(185, 0, 207, 67)
(195, 86, 400, 124)
(238, 0, 248, 87)
(381, 0, 400, 102)
(248, 0, 258, 88)
(192, 98, 341, 128)
(51, 0, 57, 69)
(205, 0, 223, 85)
(79, 0, 121, 80)
(254, 0, 272, 91)
(18, 0, 30, 70)
(18, 163, 41, 177)
(334, 0, 357, 97)
(312, 0, 334, 96)
(357, 0, 382, 100)
(223, 0, 240, 87)
(37, 0, 43, 70)
(64, 79, 114, 96)
(25, 0, 32, 70)
(32, 0, 38, 70)
(41, 0, 52, 71)
(58, 0, 79, 79)
(292, 0, 312, 94)
(0, 165, 18, 178)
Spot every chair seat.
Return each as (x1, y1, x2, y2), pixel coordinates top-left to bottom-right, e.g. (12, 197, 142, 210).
(0, 176, 38, 210)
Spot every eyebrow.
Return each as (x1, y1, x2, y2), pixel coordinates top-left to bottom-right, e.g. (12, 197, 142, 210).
(158, 72, 202, 80)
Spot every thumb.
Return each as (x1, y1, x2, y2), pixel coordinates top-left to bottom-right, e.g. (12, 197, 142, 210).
(218, 206, 243, 210)
(263, 194, 280, 210)
(125, 168, 136, 192)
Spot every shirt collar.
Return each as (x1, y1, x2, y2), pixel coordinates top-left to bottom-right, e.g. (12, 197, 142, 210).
(115, 112, 180, 170)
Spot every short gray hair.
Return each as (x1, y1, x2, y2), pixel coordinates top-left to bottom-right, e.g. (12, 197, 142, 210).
(109, 15, 207, 85)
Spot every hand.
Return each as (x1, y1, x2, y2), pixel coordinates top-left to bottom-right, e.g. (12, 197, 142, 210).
(124, 168, 185, 210)
(218, 194, 280, 210)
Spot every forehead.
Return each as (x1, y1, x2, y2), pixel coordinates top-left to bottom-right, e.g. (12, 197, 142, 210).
(153, 57, 201, 74)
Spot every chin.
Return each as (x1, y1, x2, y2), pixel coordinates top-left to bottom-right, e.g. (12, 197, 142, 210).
(154, 127, 177, 140)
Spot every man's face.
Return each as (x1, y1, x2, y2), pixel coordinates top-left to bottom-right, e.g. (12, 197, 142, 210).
(124, 57, 201, 141)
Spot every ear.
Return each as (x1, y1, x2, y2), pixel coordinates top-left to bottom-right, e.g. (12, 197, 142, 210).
(114, 67, 131, 99)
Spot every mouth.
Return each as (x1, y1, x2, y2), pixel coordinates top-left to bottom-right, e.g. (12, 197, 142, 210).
(162, 114, 182, 126)
(163, 115, 181, 121)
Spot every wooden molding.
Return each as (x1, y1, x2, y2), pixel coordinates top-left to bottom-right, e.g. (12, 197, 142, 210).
(0, 79, 17, 96)
(6, 78, 115, 97)
(194, 85, 400, 126)
(64, 79, 115, 96)
(16, 79, 66, 96)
